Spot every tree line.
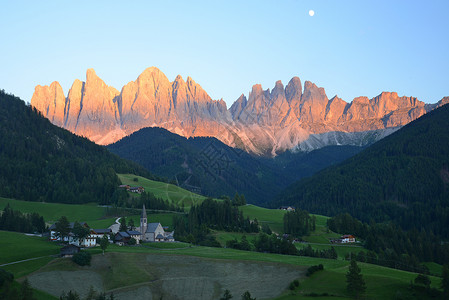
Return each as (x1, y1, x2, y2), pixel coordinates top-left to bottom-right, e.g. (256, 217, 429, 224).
(0, 203, 46, 233)
(328, 213, 449, 272)
(173, 198, 258, 245)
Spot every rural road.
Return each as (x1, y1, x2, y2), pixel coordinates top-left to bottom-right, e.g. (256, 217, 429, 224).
(108, 217, 121, 233)
(0, 255, 55, 267)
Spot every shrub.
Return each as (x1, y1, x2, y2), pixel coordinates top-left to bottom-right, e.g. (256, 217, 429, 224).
(128, 238, 137, 245)
(306, 264, 324, 277)
(72, 251, 91, 266)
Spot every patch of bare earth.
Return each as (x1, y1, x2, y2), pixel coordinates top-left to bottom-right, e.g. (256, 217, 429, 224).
(28, 253, 305, 300)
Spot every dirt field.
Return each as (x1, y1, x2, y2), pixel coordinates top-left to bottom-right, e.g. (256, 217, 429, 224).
(28, 253, 305, 300)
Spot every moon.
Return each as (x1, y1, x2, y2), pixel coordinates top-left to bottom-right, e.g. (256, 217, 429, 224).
(309, 10, 315, 17)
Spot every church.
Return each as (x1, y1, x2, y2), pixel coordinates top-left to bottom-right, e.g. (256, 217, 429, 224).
(139, 204, 174, 242)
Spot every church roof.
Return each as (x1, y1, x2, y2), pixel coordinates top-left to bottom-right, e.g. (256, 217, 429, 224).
(141, 204, 147, 219)
(146, 223, 161, 233)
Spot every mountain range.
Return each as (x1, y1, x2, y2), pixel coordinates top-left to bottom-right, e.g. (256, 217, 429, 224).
(30, 67, 449, 156)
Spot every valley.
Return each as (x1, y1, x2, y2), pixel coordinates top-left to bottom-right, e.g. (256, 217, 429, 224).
(0, 192, 445, 299)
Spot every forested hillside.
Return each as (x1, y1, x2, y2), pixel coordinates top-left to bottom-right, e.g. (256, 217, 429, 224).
(275, 103, 449, 237)
(108, 127, 361, 205)
(0, 90, 152, 204)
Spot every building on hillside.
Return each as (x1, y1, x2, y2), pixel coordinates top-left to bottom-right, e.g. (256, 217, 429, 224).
(60, 244, 81, 257)
(49, 222, 110, 247)
(119, 185, 130, 189)
(330, 234, 356, 244)
(139, 204, 175, 242)
(128, 186, 145, 194)
(127, 230, 142, 242)
(115, 231, 131, 246)
(90, 228, 112, 239)
(279, 206, 296, 211)
(341, 235, 356, 243)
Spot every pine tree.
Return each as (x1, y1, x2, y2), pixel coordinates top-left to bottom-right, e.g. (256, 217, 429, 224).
(128, 219, 135, 231)
(241, 291, 256, 300)
(220, 289, 233, 300)
(442, 264, 449, 298)
(100, 234, 109, 255)
(119, 217, 127, 232)
(55, 216, 70, 241)
(346, 259, 366, 299)
(20, 278, 34, 300)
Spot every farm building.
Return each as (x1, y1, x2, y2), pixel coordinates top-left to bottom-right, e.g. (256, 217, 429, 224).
(330, 234, 356, 244)
(128, 186, 145, 194)
(279, 206, 296, 211)
(60, 244, 80, 257)
(49, 222, 110, 247)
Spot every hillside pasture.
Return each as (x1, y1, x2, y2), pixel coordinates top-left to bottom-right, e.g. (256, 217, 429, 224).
(0, 197, 106, 223)
(118, 174, 209, 209)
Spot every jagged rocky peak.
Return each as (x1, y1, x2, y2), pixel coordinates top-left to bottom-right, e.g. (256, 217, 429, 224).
(285, 76, 302, 103)
(31, 81, 65, 126)
(31, 67, 446, 156)
(229, 94, 248, 119)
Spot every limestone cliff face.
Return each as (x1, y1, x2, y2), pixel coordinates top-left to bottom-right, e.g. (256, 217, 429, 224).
(31, 81, 66, 127)
(31, 67, 447, 156)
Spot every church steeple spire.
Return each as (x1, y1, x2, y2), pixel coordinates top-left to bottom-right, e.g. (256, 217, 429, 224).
(140, 204, 147, 237)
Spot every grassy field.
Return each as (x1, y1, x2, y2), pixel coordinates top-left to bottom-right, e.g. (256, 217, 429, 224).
(0, 197, 106, 223)
(39, 244, 444, 300)
(0, 231, 60, 265)
(0, 229, 443, 299)
(239, 204, 287, 233)
(118, 174, 210, 209)
(212, 230, 259, 246)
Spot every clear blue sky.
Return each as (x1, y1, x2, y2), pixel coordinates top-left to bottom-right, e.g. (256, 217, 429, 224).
(1, 0, 448, 106)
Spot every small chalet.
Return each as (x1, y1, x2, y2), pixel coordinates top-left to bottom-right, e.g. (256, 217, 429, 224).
(341, 235, 356, 243)
(60, 244, 80, 257)
(119, 185, 130, 189)
(279, 206, 296, 212)
(114, 230, 142, 245)
(330, 234, 356, 244)
(114, 231, 131, 246)
(128, 186, 145, 194)
(127, 230, 142, 242)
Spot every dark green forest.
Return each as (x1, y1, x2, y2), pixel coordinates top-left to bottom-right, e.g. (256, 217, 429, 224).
(275, 103, 449, 238)
(107, 126, 361, 205)
(328, 213, 449, 272)
(0, 90, 153, 204)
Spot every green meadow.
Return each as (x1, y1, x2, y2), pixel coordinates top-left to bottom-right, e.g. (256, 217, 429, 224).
(118, 173, 210, 209)
(1, 230, 444, 299)
(0, 197, 106, 223)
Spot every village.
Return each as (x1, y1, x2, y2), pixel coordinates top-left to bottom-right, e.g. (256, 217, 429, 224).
(50, 204, 175, 256)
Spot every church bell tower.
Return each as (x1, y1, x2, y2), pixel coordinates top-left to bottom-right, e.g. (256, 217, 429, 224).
(140, 204, 147, 238)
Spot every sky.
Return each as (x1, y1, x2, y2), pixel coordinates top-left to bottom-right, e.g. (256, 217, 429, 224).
(1, 0, 448, 106)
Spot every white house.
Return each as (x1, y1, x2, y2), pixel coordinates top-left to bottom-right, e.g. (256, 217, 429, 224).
(49, 222, 110, 247)
(89, 228, 112, 240)
(341, 235, 356, 243)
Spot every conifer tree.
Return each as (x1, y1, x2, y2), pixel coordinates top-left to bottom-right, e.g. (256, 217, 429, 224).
(119, 217, 127, 232)
(346, 259, 366, 299)
(441, 265, 448, 298)
(55, 216, 70, 241)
